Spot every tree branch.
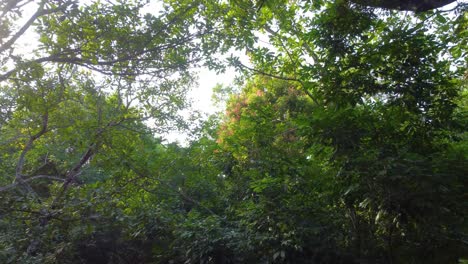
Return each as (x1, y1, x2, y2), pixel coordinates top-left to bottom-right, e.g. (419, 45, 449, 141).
(349, 0, 457, 12)
(51, 144, 95, 206)
(14, 111, 49, 197)
(0, 33, 203, 82)
(0, 175, 64, 192)
(236, 62, 321, 105)
(0, 1, 72, 54)
(50, 117, 133, 206)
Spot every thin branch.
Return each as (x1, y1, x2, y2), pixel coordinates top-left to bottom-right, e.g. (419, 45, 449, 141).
(0, 1, 71, 54)
(264, 25, 301, 74)
(236, 62, 320, 105)
(13, 111, 49, 198)
(15, 112, 49, 180)
(0, 1, 209, 83)
(51, 144, 95, 206)
(0, 175, 64, 192)
(0, 0, 34, 20)
(0, 35, 200, 82)
(261, 26, 322, 105)
(50, 117, 134, 207)
(0, 0, 20, 19)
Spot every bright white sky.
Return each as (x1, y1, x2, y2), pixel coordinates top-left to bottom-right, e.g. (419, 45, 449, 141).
(190, 68, 236, 115)
(162, 67, 238, 144)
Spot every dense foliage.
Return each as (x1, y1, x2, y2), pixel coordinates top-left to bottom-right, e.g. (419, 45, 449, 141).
(0, 0, 466, 263)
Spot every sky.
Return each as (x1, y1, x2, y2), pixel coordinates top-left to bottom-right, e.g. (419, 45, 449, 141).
(162, 67, 238, 144)
(190, 68, 236, 115)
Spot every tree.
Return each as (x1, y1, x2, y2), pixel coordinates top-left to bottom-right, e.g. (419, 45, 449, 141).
(0, 0, 218, 261)
(202, 0, 467, 262)
(215, 77, 348, 262)
(0, 0, 466, 263)
(0, 0, 215, 200)
(0, 0, 209, 81)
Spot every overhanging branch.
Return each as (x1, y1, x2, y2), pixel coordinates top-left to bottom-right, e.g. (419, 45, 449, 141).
(350, 0, 458, 12)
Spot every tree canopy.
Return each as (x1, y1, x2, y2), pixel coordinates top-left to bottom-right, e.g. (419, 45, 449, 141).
(0, 0, 467, 263)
